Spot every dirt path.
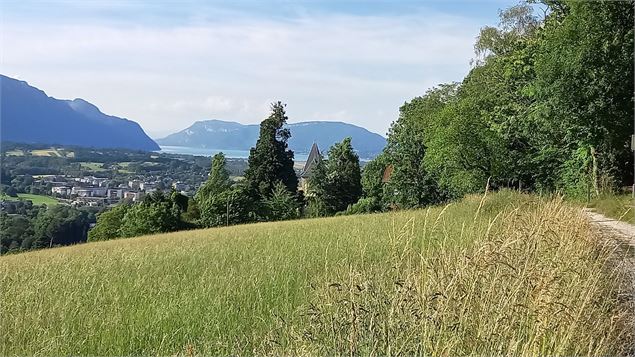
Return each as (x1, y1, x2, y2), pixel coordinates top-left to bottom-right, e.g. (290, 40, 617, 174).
(584, 209, 635, 244)
(584, 208, 635, 351)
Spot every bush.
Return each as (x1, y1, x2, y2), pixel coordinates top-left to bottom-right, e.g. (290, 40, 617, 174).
(88, 204, 129, 242)
(263, 182, 299, 221)
(305, 197, 328, 218)
(344, 197, 382, 215)
(199, 186, 258, 227)
(120, 201, 181, 237)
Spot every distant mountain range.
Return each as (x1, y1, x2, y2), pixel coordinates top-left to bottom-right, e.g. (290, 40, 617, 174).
(0, 75, 159, 151)
(157, 120, 386, 158)
(1, 74, 386, 157)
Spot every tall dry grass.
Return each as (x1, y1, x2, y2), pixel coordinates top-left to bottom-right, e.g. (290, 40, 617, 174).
(268, 195, 634, 355)
(0, 191, 632, 355)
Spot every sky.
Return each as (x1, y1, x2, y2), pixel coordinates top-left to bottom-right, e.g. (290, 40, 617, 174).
(1, 0, 518, 138)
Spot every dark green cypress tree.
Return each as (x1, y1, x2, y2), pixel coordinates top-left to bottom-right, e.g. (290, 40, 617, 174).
(308, 137, 362, 215)
(325, 137, 362, 213)
(244, 102, 298, 199)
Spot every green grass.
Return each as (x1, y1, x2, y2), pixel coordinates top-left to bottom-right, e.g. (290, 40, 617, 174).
(0, 191, 632, 355)
(79, 161, 108, 172)
(590, 194, 634, 223)
(1, 193, 58, 205)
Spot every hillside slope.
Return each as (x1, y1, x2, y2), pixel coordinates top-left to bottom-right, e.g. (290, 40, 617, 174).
(0, 75, 159, 151)
(0, 192, 631, 355)
(156, 119, 386, 158)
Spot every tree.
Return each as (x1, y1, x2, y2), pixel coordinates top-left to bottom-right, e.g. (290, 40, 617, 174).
(119, 200, 181, 237)
(170, 189, 189, 212)
(182, 198, 200, 223)
(0, 214, 34, 253)
(309, 137, 363, 214)
(199, 185, 258, 227)
(383, 86, 452, 207)
(196, 152, 248, 227)
(88, 190, 189, 240)
(326, 137, 363, 212)
(422, 98, 506, 197)
(474, 4, 539, 62)
(33, 206, 90, 248)
(244, 102, 298, 199)
(263, 181, 300, 221)
(196, 153, 231, 201)
(1, 185, 17, 197)
(88, 204, 129, 242)
(359, 152, 388, 210)
(532, 0, 634, 195)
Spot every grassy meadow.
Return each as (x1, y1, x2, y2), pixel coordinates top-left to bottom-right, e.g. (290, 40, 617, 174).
(1, 191, 633, 355)
(5, 148, 74, 158)
(1, 193, 58, 205)
(78, 161, 108, 172)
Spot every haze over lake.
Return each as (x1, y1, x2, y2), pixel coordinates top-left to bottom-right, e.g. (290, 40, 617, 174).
(159, 145, 310, 161)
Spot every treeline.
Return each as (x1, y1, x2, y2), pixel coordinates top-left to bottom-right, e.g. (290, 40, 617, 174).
(363, 0, 633, 210)
(89, 102, 365, 240)
(89, 0, 633, 241)
(0, 201, 95, 253)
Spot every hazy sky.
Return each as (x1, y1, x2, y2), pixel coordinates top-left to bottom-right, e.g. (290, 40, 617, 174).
(1, 0, 517, 138)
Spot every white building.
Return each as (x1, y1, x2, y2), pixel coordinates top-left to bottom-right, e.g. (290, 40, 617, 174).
(128, 180, 141, 190)
(124, 191, 144, 202)
(71, 187, 107, 197)
(107, 188, 125, 199)
(51, 186, 72, 196)
(140, 182, 157, 192)
(91, 177, 109, 187)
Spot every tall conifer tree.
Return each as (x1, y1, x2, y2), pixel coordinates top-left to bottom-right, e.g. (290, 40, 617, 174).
(244, 102, 298, 198)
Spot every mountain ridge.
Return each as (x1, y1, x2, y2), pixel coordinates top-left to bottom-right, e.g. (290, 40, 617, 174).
(157, 119, 386, 158)
(0, 75, 159, 151)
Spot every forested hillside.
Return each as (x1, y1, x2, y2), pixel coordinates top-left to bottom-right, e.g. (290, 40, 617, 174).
(362, 1, 633, 210)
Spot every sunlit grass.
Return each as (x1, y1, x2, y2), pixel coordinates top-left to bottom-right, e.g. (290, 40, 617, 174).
(590, 194, 634, 224)
(1, 191, 632, 355)
(31, 148, 65, 157)
(1, 193, 58, 205)
(4, 150, 24, 156)
(78, 161, 108, 172)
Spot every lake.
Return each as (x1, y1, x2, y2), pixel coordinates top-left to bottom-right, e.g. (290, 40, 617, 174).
(159, 146, 310, 161)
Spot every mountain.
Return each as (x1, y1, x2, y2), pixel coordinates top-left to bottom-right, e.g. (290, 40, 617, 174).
(0, 75, 159, 151)
(157, 119, 386, 158)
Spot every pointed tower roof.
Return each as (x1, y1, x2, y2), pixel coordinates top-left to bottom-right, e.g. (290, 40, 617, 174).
(301, 143, 321, 178)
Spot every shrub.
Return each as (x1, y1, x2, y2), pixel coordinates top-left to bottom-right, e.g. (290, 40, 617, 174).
(344, 197, 382, 215)
(263, 182, 300, 221)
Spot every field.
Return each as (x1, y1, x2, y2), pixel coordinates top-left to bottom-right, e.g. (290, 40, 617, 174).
(5, 148, 75, 158)
(591, 194, 634, 224)
(1, 192, 632, 355)
(4, 150, 25, 156)
(1, 193, 58, 205)
(78, 161, 108, 172)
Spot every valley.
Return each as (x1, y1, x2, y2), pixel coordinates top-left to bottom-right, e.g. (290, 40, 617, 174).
(1, 0, 633, 355)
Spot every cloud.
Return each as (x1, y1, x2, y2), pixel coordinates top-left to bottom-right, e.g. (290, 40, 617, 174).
(1, 7, 484, 137)
(166, 96, 235, 113)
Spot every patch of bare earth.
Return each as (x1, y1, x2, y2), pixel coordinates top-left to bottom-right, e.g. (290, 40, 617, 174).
(584, 208, 635, 352)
